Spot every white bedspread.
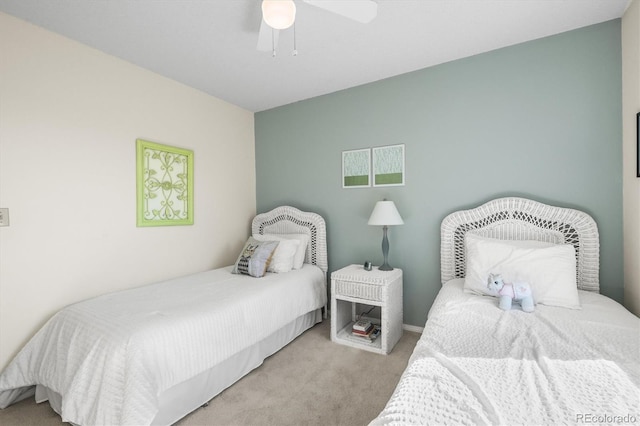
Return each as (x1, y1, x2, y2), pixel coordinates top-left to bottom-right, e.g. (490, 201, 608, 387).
(371, 279, 640, 425)
(0, 265, 326, 425)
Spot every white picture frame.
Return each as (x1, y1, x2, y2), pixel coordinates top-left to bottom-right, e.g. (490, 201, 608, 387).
(342, 148, 371, 188)
(372, 144, 405, 187)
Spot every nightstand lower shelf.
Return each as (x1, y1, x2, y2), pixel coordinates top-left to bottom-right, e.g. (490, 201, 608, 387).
(335, 322, 383, 351)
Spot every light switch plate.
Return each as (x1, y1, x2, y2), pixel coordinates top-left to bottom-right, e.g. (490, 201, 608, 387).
(0, 208, 9, 226)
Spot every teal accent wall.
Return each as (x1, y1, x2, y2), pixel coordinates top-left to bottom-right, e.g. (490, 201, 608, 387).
(255, 21, 623, 327)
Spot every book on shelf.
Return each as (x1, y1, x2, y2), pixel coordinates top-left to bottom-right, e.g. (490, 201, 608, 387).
(352, 322, 373, 335)
(352, 319, 372, 332)
(350, 324, 381, 341)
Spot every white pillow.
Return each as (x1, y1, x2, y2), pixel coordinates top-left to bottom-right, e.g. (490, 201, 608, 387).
(464, 233, 580, 309)
(281, 233, 310, 269)
(254, 233, 309, 269)
(466, 231, 557, 249)
(252, 234, 300, 273)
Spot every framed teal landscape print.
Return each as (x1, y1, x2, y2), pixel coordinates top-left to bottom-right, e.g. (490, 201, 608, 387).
(373, 144, 405, 187)
(136, 139, 194, 226)
(342, 148, 371, 188)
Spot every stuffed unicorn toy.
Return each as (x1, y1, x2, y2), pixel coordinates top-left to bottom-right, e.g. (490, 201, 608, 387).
(486, 273, 535, 313)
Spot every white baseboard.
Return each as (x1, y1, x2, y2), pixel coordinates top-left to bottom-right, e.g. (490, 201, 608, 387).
(402, 323, 424, 333)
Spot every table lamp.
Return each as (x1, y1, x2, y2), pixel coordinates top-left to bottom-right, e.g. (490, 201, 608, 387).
(367, 200, 404, 271)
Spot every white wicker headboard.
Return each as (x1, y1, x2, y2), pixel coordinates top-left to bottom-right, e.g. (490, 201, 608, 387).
(252, 206, 328, 277)
(440, 197, 600, 292)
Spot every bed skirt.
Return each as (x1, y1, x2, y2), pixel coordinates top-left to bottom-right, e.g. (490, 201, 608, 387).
(35, 308, 322, 426)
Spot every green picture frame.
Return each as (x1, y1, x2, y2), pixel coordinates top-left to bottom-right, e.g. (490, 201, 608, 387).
(136, 139, 194, 226)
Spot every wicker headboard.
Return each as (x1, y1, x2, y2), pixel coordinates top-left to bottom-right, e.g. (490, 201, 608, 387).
(440, 197, 600, 292)
(252, 206, 328, 278)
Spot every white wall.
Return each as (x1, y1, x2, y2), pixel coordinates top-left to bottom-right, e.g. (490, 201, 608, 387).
(0, 12, 256, 369)
(623, 2, 640, 317)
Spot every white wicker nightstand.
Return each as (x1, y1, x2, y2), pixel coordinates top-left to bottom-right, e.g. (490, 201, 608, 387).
(330, 264, 403, 355)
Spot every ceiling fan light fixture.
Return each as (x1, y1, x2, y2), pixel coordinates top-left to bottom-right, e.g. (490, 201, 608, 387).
(262, 0, 296, 30)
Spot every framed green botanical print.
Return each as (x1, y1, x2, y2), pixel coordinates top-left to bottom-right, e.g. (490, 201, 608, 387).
(372, 144, 405, 187)
(136, 139, 194, 226)
(342, 148, 371, 188)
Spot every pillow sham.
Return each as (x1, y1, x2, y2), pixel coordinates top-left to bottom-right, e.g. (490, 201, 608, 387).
(464, 233, 580, 309)
(255, 233, 309, 269)
(232, 237, 279, 278)
(465, 230, 557, 249)
(252, 234, 300, 273)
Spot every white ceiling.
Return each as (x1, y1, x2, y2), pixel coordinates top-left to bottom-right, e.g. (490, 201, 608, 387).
(0, 0, 631, 112)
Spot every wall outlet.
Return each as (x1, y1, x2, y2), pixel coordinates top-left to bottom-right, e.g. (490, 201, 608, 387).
(0, 208, 9, 226)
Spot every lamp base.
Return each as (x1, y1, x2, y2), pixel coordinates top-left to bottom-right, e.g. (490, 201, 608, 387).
(379, 225, 394, 271)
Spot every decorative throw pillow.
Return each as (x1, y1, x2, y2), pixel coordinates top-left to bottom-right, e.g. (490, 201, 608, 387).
(232, 237, 279, 278)
(252, 234, 300, 273)
(257, 233, 309, 269)
(464, 233, 580, 309)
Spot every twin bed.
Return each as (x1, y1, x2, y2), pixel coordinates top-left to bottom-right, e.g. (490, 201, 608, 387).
(1, 198, 639, 425)
(371, 197, 640, 425)
(0, 205, 328, 425)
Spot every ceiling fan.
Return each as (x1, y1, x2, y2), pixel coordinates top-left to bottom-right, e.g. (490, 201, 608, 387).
(257, 0, 378, 55)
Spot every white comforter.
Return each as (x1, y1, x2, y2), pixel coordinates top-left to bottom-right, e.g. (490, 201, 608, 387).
(372, 279, 640, 426)
(0, 265, 326, 425)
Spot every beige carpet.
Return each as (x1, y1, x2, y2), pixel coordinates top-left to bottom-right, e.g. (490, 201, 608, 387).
(0, 320, 420, 426)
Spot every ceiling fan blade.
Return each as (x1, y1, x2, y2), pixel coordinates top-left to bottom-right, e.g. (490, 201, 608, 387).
(302, 0, 377, 23)
(257, 19, 280, 52)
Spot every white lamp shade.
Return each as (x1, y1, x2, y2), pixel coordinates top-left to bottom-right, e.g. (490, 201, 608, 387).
(262, 0, 296, 30)
(368, 201, 404, 226)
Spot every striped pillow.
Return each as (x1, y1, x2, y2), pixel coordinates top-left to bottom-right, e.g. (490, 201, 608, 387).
(232, 237, 279, 278)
